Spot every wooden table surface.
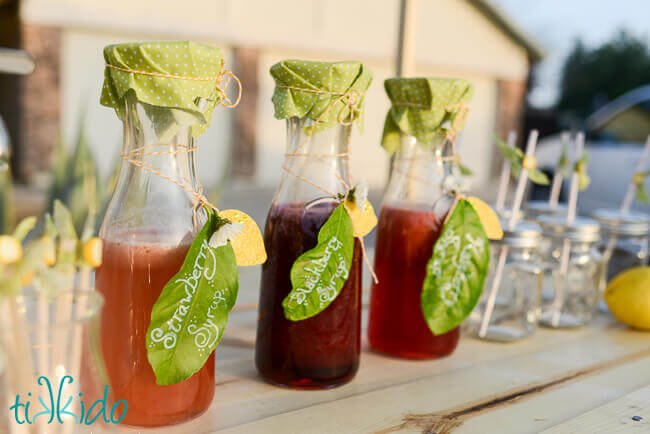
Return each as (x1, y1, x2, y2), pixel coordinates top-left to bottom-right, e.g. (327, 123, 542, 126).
(115, 304, 650, 434)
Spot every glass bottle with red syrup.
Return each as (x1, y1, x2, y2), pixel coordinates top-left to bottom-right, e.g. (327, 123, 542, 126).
(255, 117, 363, 389)
(95, 93, 214, 427)
(368, 136, 460, 359)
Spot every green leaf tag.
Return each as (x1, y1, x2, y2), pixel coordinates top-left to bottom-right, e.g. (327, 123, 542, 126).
(634, 170, 650, 205)
(146, 211, 239, 385)
(283, 202, 354, 321)
(421, 199, 490, 335)
(495, 134, 523, 177)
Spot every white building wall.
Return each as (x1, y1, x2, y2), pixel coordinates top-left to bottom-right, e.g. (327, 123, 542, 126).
(24, 0, 527, 191)
(60, 30, 233, 188)
(256, 50, 497, 190)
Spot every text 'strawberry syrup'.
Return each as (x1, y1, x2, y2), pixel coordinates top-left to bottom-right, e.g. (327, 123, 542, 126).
(368, 77, 475, 359)
(255, 60, 373, 389)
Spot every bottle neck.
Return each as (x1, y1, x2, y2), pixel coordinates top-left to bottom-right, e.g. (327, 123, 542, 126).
(383, 135, 455, 210)
(274, 117, 352, 205)
(100, 96, 202, 243)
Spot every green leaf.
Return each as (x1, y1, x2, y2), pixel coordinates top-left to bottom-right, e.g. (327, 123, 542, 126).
(458, 161, 474, 176)
(53, 200, 78, 266)
(421, 199, 490, 335)
(578, 172, 591, 191)
(527, 168, 550, 185)
(53, 200, 78, 240)
(283, 202, 354, 321)
(557, 148, 569, 175)
(636, 184, 650, 204)
(12, 217, 37, 241)
(146, 211, 239, 386)
(495, 136, 524, 165)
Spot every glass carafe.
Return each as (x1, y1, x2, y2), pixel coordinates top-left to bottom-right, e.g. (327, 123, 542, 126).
(95, 95, 214, 427)
(368, 136, 458, 359)
(255, 117, 362, 389)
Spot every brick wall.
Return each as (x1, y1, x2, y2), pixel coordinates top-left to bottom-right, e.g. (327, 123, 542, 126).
(232, 47, 258, 179)
(17, 24, 61, 179)
(496, 78, 527, 145)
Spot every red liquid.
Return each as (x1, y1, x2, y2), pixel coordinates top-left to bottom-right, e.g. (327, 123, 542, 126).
(255, 202, 362, 389)
(368, 205, 459, 359)
(95, 238, 215, 427)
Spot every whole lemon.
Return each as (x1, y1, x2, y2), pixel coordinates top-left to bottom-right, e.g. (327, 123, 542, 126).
(604, 266, 650, 330)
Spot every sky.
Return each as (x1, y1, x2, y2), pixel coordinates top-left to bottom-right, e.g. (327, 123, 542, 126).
(491, 0, 650, 108)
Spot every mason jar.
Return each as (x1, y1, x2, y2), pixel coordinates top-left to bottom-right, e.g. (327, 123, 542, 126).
(592, 208, 649, 292)
(468, 221, 543, 341)
(525, 200, 567, 220)
(538, 216, 602, 328)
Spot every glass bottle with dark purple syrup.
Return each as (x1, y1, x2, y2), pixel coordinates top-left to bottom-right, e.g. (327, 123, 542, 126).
(255, 60, 372, 389)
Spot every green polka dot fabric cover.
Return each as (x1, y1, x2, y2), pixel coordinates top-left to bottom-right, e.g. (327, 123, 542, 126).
(270, 59, 373, 132)
(101, 41, 226, 137)
(381, 77, 474, 154)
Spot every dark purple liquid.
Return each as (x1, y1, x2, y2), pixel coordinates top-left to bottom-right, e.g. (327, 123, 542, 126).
(255, 201, 362, 389)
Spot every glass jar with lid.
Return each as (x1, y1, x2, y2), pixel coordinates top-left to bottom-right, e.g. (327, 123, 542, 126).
(538, 216, 602, 328)
(468, 221, 543, 341)
(592, 208, 649, 290)
(525, 201, 567, 220)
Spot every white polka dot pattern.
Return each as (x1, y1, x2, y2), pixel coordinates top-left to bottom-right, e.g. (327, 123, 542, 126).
(381, 77, 474, 154)
(100, 41, 226, 137)
(270, 59, 373, 132)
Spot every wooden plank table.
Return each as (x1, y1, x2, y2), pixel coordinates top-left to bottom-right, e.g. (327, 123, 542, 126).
(118, 303, 650, 434)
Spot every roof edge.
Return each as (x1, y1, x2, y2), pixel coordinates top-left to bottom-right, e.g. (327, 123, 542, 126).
(468, 0, 545, 61)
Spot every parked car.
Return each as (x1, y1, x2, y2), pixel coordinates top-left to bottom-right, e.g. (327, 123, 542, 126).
(535, 85, 650, 215)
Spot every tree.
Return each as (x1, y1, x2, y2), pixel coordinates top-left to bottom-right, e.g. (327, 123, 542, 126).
(557, 31, 650, 118)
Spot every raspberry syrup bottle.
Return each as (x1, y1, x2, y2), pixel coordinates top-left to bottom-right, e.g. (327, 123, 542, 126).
(95, 93, 214, 426)
(368, 137, 460, 359)
(255, 117, 363, 389)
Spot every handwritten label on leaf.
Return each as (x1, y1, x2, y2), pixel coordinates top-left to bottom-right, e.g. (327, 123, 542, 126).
(146, 211, 239, 385)
(421, 199, 490, 335)
(283, 202, 354, 321)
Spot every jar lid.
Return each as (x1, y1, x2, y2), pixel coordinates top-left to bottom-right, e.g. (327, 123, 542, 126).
(498, 221, 542, 248)
(538, 215, 601, 243)
(526, 200, 567, 217)
(101, 41, 230, 137)
(270, 60, 373, 132)
(592, 208, 650, 236)
(494, 206, 525, 221)
(381, 77, 474, 154)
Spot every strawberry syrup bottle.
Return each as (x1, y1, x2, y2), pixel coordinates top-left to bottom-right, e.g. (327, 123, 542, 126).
(368, 136, 460, 359)
(95, 93, 214, 426)
(255, 117, 363, 389)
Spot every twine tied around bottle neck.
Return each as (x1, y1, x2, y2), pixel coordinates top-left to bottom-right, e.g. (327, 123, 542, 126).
(115, 62, 242, 230)
(278, 85, 378, 282)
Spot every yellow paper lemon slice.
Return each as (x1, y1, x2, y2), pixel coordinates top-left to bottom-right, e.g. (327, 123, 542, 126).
(83, 237, 103, 268)
(466, 197, 503, 240)
(345, 200, 378, 238)
(219, 209, 267, 266)
(0, 235, 23, 265)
